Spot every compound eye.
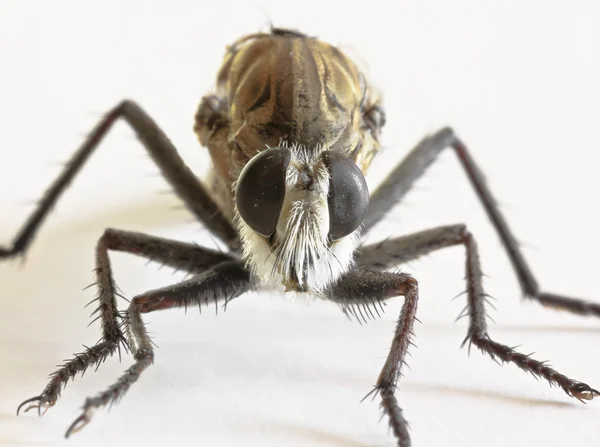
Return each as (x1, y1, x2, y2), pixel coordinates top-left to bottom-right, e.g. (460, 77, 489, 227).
(321, 151, 369, 241)
(235, 147, 292, 236)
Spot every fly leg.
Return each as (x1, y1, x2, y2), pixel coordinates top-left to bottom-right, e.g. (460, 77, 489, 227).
(0, 100, 240, 257)
(353, 225, 597, 446)
(65, 259, 249, 437)
(363, 127, 599, 317)
(324, 270, 420, 447)
(331, 224, 598, 447)
(16, 228, 239, 417)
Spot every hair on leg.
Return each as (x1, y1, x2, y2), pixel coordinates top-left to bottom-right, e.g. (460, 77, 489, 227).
(363, 128, 599, 317)
(65, 260, 250, 437)
(325, 269, 419, 447)
(17, 229, 241, 417)
(0, 100, 240, 260)
(357, 224, 598, 399)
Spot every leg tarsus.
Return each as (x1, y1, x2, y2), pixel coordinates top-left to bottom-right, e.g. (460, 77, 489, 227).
(326, 269, 418, 447)
(357, 223, 598, 423)
(65, 406, 94, 439)
(16, 395, 53, 417)
(467, 331, 599, 402)
(65, 348, 154, 438)
(16, 340, 123, 419)
(61, 260, 249, 436)
(379, 387, 411, 447)
(17, 230, 237, 417)
(534, 292, 600, 316)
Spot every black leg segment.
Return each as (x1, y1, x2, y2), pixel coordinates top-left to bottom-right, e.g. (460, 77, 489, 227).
(363, 127, 599, 317)
(0, 100, 240, 258)
(17, 229, 243, 419)
(325, 269, 419, 447)
(348, 224, 598, 447)
(358, 224, 598, 396)
(66, 259, 250, 437)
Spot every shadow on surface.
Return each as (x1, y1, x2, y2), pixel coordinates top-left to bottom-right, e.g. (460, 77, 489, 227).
(0, 441, 51, 446)
(408, 381, 578, 408)
(254, 420, 383, 447)
(424, 322, 600, 335)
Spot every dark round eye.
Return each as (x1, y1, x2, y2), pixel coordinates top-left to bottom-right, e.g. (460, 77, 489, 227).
(235, 147, 291, 236)
(321, 151, 369, 240)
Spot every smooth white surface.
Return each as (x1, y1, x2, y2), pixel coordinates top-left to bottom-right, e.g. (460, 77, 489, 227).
(1, 1, 599, 446)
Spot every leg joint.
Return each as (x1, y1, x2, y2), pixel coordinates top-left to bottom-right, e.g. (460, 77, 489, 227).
(97, 227, 119, 251)
(433, 126, 458, 147)
(451, 223, 470, 243)
(392, 272, 418, 299)
(133, 347, 154, 362)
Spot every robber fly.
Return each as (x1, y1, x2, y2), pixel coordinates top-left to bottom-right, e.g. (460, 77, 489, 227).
(5, 27, 598, 447)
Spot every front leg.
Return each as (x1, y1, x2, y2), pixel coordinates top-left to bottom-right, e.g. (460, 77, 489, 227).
(17, 229, 238, 416)
(66, 260, 250, 437)
(325, 269, 420, 447)
(358, 225, 598, 398)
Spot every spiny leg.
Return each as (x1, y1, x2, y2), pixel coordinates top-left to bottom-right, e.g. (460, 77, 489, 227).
(0, 99, 240, 258)
(66, 260, 250, 437)
(356, 224, 599, 401)
(362, 127, 598, 316)
(325, 269, 419, 447)
(17, 229, 238, 416)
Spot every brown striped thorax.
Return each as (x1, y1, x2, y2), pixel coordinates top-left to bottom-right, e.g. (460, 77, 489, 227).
(194, 28, 385, 293)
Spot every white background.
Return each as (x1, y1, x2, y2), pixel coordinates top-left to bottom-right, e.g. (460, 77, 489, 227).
(1, 1, 599, 446)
